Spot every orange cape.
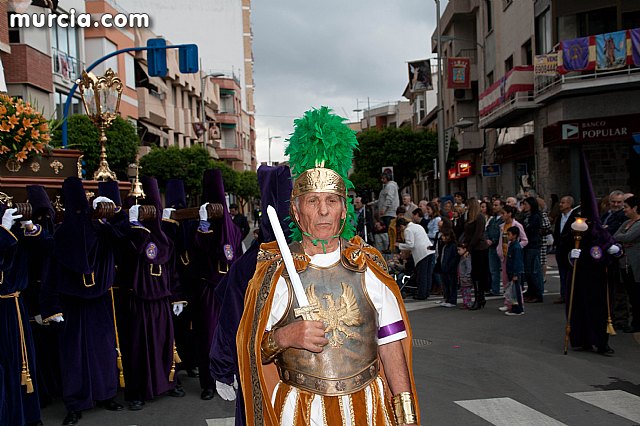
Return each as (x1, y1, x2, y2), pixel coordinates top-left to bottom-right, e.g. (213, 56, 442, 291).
(237, 236, 420, 425)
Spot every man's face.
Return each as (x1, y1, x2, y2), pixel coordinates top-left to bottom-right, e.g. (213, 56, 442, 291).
(230, 207, 238, 216)
(354, 197, 363, 210)
(609, 194, 624, 212)
(293, 192, 346, 241)
(492, 201, 503, 214)
(559, 197, 572, 213)
(419, 200, 428, 214)
(506, 197, 517, 207)
(412, 213, 421, 224)
(454, 194, 462, 204)
(402, 194, 411, 206)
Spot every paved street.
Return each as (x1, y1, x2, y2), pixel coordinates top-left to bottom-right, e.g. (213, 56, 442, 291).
(40, 263, 640, 425)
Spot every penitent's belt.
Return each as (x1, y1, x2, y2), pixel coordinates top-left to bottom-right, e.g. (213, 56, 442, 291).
(0, 291, 34, 393)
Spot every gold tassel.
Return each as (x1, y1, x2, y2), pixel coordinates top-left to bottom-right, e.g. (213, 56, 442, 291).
(169, 341, 180, 382)
(169, 365, 175, 382)
(605, 268, 617, 336)
(116, 350, 125, 388)
(20, 366, 27, 386)
(110, 288, 125, 387)
(25, 372, 34, 394)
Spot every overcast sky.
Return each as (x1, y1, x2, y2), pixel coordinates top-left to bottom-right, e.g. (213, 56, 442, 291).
(252, 1, 442, 163)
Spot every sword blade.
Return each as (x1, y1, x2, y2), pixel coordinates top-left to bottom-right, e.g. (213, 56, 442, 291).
(266, 205, 310, 308)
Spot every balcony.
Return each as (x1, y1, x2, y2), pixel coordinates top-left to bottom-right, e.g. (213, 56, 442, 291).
(137, 87, 167, 127)
(534, 66, 640, 104)
(52, 47, 83, 82)
(479, 66, 539, 128)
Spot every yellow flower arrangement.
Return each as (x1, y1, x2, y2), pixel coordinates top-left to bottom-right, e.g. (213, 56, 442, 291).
(0, 94, 51, 162)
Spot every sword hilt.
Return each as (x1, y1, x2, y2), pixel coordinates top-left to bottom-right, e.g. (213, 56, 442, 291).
(294, 303, 320, 320)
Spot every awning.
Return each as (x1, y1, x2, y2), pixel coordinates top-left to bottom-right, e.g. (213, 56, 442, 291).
(220, 89, 235, 96)
(221, 123, 236, 129)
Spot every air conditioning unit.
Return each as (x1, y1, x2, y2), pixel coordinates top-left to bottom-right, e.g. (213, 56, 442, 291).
(453, 89, 473, 101)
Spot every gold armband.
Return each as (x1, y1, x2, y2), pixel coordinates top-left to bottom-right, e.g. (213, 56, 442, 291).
(260, 329, 284, 363)
(392, 392, 417, 425)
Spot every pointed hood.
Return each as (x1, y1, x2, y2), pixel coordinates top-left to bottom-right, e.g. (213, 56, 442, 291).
(579, 149, 616, 251)
(258, 165, 292, 243)
(166, 179, 187, 209)
(26, 185, 55, 231)
(55, 177, 96, 274)
(202, 169, 243, 264)
(140, 175, 171, 264)
(98, 180, 122, 207)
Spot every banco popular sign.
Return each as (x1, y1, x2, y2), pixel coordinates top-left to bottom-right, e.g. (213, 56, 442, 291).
(544, 114, 640, 146)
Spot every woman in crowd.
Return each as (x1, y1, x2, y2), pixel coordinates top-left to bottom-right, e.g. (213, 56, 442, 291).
(462, 198, 490, 310)
(521, 196, 545, 303)
(614, 195, 640, 333)
(425, 202, 442, 241)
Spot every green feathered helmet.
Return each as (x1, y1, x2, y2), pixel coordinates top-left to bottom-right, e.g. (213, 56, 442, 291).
(285, 106, 358, 243)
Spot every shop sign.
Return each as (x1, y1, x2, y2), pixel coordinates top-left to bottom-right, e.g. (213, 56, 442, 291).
(448, 161, 473, 180)
(481, 164, 501, 177)
(544, 114, 640, 146)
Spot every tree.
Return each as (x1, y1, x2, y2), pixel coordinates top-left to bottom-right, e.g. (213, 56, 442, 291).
(50, 115, 139, 180)
(139, 145, 211, 197)
(209, 160, 239, 195)
(351, 127, 455, 193)
(235, 170, 259, 210)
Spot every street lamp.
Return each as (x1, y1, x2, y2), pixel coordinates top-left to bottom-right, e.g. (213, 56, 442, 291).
(267, 128, 281, 166)
(78, 68, 122, 181)
(434, 0, 446, 197)
(200, 63, 225, 146)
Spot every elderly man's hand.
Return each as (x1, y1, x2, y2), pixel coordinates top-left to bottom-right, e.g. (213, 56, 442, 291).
(274, 320, 328, 353)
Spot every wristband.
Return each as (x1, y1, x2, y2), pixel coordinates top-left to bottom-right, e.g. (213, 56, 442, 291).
(392, 392, 417, 425)
(260, 329, 284, 363)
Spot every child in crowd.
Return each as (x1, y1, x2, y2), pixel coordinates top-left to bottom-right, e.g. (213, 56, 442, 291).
(457, 243, 473, 309)
(503, 226, 525, 316)
(437, 228, 459, 307)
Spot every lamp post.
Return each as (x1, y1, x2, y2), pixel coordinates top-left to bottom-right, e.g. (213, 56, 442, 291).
(200, 63, 225, 146)
(434, 0, 446, 197)
(78, 68, 122, 181)
(267, 128, 281, 166)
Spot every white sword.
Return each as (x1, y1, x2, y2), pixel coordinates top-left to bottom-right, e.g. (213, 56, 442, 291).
(266, 205, 318, 320)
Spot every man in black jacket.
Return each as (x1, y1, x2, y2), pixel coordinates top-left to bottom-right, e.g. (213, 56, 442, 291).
(553, 196, 578, 304)
(229, 204, 250, 241)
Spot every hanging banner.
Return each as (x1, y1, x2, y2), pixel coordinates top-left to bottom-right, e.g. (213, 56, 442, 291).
(447, 57, 471, 89)
(631, 28, 640, 66)
(558, 36, 595, 74)
(408, 59, 433, 92)
(596, 30, 629, 70)
(534, 53, 558, 76)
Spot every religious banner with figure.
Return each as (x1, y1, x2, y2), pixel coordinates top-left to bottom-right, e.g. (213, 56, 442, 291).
(596, 30, 629, 70)
(631, 28, 640, 66)
(408, 60, 432, 92)
(447, 57, 471, 89)
(558, 36, 595, 74)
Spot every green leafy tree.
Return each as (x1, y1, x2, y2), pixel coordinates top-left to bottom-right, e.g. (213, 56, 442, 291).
(50, 115, 139, 180)
(352, 127, 455, 193)
(139, 145, 211, 197)
(235, 170, 259, 210)
(209, 160, 239, 195)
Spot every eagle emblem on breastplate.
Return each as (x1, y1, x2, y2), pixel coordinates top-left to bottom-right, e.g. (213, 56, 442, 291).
(305, 282, 362, 347)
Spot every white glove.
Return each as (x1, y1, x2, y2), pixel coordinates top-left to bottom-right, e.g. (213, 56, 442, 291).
(2, 208, 22, 229)
(129, 204, 140, 223)
(215, 377, 237, 401)
(607, 245, 621, 255)
(570, 248, 581, 259)
(199, 203, 209, 221)
(162, 208, 176, 220)
(49, 316, 64, 323)
(34, 314, 43, 325)
(172, 303, 184, 316)
(92, 196, 114, 210)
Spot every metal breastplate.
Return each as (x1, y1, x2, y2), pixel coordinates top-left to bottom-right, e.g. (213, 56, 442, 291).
(276, 260, 379, 396)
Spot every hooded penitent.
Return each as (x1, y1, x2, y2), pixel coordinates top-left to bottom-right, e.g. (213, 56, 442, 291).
(26, 185, 55, 232)
(139, 176, 171, 265)
(98, 180, 122, 207)
(165, 179, 187, 209)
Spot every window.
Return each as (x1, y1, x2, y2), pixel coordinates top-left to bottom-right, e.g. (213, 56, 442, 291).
(535, 8, 552, 54)
(521, 39, 532, 66)
(486, 71, 494, 87)
(125, 54, 136, 90)
(8, 13, 20, 43)
(485, 0, 493, 32)
(51, 18, 80, 80)
(54, 91, 81, 120)
(558, 7, 617, 40)
(505, 55, 514, 73)
(622, 10, 640, 30)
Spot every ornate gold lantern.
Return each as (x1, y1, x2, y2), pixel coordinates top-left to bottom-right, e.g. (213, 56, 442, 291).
(78, 68, 123, 181)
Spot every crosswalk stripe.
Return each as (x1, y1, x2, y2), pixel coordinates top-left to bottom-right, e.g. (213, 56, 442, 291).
(567, 390, 640, 423)
(454, 397, 567, 426)
(206, 418, 235, 425)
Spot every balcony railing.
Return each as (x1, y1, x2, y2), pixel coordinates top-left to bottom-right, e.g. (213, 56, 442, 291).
(52, 47, 83, 82)
(479, 66, 535, 118)
(535, 65, 640, 98)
